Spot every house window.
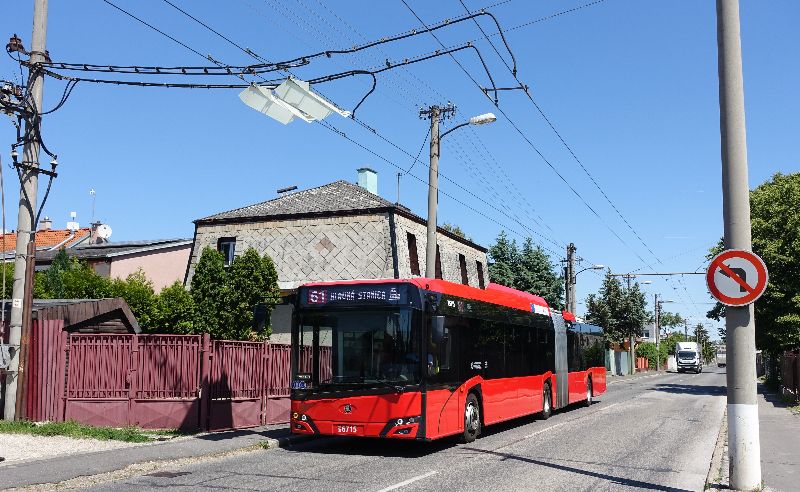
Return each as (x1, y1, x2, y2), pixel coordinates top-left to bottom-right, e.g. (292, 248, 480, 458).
(217, 237, 236, 267)
(476, 260, 485, 289)
(407, 232, 420, 276)
(459, 254, 468, 285)
(435, 244, 442, 280)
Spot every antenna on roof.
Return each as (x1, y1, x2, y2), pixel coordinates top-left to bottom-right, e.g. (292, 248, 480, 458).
(89, 188, 96, 222)
(277, 185, 298, 195)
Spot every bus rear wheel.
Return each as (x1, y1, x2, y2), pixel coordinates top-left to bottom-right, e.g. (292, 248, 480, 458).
(540, 382, 552, 420)
(460, 393, 481, 443)
(584, 378, 593, 407)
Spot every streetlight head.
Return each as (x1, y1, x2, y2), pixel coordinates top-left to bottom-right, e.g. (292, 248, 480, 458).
(592, 264, 604, 269)
(468, 113, 497, 126)
(642, 280, 652, 285)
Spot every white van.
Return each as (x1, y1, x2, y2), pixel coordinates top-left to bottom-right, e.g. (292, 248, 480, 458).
(716, 346, 727, 367)
(676, 342, 702, 373)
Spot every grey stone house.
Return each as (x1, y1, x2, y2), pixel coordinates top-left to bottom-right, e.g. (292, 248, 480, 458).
(185, 171, 489, 293)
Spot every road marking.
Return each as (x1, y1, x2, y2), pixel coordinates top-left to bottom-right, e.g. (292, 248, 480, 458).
(377, 471, 437, 491)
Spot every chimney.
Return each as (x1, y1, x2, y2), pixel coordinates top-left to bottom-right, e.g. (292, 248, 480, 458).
(39, 216, 52, 231)
(357, 167, 378, 195)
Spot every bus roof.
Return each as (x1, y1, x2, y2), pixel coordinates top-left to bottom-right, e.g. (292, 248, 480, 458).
(300, 278, 551, 314)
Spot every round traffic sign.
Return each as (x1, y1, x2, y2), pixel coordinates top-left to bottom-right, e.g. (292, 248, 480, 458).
(706, 249, 768, 306)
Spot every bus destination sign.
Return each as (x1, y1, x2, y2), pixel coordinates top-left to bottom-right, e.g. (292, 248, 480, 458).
(303, 284, 406, 306)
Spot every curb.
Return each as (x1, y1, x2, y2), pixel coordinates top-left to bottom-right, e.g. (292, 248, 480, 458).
(705, 408, 729, 491)
(4, 429, 316, 491)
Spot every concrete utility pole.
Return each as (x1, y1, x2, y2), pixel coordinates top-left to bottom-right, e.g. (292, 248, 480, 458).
(424, 106, 441, 279)
(4, 0, 48, 421)
(716, 0, 761, 488)
(564, 243, 576, 313)
(655, 294, 661, 372)
(419, 105, 494, 280)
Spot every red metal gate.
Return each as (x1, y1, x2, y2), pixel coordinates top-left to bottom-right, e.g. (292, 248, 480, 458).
(64, 334, 202, 429)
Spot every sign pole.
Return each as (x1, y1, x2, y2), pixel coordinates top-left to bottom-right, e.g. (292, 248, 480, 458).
(716, 0, 761, 488)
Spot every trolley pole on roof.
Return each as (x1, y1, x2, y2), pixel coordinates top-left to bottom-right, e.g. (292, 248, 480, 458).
(3, 0, 49, 421)
(715, 1, 761, 475)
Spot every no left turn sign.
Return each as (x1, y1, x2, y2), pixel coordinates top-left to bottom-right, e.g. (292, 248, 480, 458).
(706, 249, 768, 306)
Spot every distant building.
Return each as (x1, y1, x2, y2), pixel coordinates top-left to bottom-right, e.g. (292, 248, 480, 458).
(0, 217, 191, 292)
(37, 239, 193, 292)
(186, 170, 489, 341)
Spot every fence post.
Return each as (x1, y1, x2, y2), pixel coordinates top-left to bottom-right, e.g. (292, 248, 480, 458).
(262, 341, 271, 426)
(199, 333, 212, 431)
(57, 331, 68, 422)
(127, 334, 140, 427)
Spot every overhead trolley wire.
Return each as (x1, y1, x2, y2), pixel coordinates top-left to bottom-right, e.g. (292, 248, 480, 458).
(92, 0, 566, 256)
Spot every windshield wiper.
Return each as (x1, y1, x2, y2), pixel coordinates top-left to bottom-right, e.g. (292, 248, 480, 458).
(367, 378, 405, 393)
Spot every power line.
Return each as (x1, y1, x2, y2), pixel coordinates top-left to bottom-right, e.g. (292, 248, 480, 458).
(95, 0, 566, 257)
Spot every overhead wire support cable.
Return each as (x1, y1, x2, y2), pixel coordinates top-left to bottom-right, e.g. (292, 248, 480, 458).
(400, 0, 652, 267)
(92, 0, 567, 255)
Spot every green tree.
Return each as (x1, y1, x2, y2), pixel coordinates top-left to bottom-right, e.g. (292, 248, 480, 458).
(227, 249, 272, 340)
(0, 262, 13, 299)
(110, 270, 156, 329)
(516, 239, 564, 310)
(488, 232, 564, 309)
(658, 311, 685, 330)
(152, 281, 195, 334)
(441, 223, 471, 241)
(41, 248, 70, 298)
(706, 172, 800, 358)
(488, 231, 518, 288)
(585, 271, 648, 344)
(190, 247, 228, 338)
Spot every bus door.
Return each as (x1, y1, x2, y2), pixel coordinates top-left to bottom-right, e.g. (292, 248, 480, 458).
(551, 312, 569, 409)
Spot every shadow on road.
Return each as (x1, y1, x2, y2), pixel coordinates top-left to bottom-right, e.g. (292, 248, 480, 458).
(648, 384, 726, 396)
(193, 427, 294, 443)
(461, 447, 694, 492)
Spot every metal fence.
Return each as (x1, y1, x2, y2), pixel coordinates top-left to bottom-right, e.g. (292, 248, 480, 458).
(21, 328, 320, 430)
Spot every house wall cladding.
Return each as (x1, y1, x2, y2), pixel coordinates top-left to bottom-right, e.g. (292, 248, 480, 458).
(186, 214, 394, 289)
(394, 213, 488, 288)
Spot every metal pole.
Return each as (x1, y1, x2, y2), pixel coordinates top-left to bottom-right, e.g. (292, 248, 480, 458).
(717, 0, 761, 488)
(655, 294, 660, 372)
(4, 0, 48, 421)
(565, 243, 576, 313)
(424, 107, 440, 279)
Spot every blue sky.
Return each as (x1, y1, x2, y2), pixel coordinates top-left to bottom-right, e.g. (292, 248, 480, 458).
(2, 1, 798, 336)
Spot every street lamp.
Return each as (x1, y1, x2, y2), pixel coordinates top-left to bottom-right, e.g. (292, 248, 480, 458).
(423, 108, 496, 278)
(654, 294, 675, 371)
(565, 264, 604, 313)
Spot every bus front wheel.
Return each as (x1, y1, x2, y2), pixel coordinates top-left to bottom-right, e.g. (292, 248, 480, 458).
(540, 383, 552, 420)
(460, 393, 481, 443)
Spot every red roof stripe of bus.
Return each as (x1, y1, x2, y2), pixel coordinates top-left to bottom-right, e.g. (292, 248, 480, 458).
(562, 311, 577, 322)
(301, 278, 551, 313)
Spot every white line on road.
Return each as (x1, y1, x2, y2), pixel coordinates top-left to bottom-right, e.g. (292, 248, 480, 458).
(377, 471, 438, 492)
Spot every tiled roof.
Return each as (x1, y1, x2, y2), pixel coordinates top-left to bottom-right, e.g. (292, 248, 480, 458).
(198, 180, 395, 222)
(0, 228, 91, 253)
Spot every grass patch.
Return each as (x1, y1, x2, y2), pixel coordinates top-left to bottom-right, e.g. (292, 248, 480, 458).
(0, 420, 183, 443)
(257, 440, 271, 450)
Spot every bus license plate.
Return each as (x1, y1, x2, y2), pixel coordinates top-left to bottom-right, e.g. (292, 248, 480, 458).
(333, 424, 362, 435)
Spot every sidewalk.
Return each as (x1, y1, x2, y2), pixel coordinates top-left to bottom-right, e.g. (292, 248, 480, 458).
(758, 384, 800, 491)
(707, 383, 800, 491)
(0, 424, 309, 489)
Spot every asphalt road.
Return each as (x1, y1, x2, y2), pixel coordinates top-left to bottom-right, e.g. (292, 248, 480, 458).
(92, 367, 727, 492)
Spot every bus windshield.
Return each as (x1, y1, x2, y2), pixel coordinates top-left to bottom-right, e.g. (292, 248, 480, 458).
(296, 309, 421, 386)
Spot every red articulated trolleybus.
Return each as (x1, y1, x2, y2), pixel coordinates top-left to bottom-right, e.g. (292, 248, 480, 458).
(290, 278, 606, 442)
